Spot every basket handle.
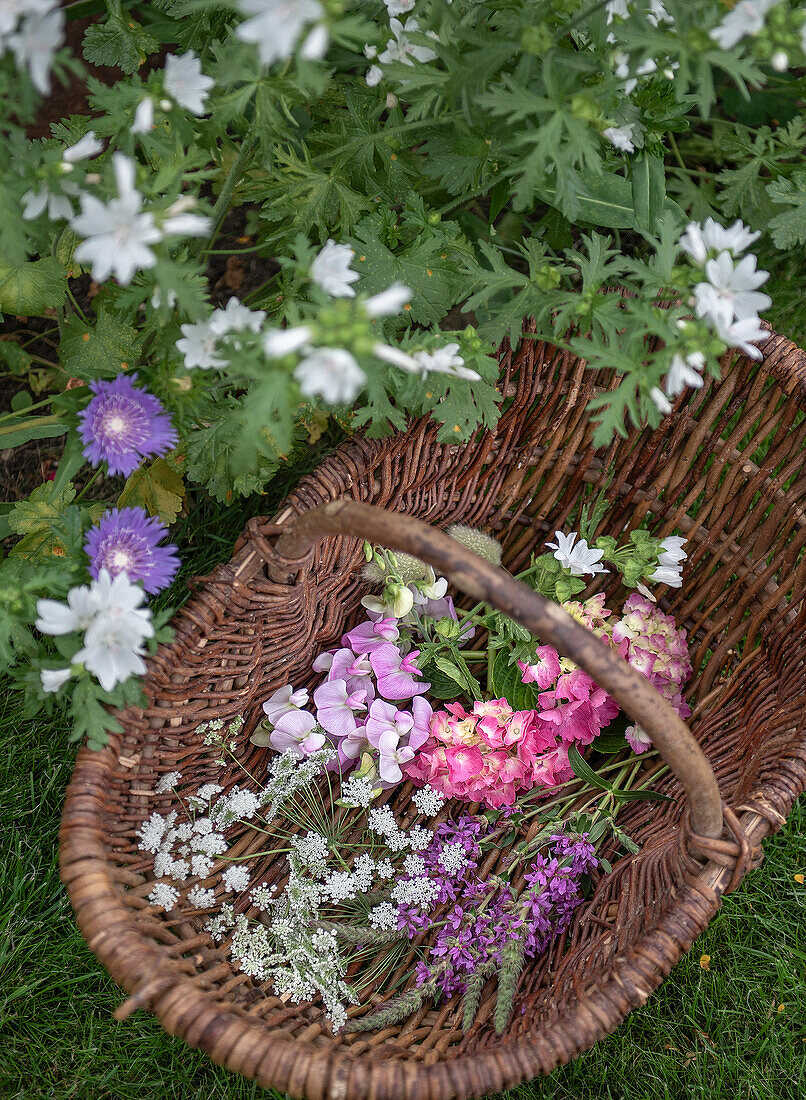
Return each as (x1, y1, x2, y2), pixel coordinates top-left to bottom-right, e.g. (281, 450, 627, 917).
(274, 499, 723, 841)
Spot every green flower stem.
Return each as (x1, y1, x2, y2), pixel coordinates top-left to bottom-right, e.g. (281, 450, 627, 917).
(200, 133, 261, 261)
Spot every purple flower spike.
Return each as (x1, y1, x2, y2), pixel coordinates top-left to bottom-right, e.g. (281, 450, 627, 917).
(369, 643, 430, 699)
(84, 506, 179, 594)
(78, 373, 177, 477)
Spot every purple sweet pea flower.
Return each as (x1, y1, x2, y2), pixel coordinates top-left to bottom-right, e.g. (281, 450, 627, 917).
(77, 373, 177, 477)
(312, 650, 336, 673)
(365, 698, 414, 749)
(328, 647, 375, 699)
(313, 678, 367, 738)
(263, 684, 309, 724)
(340, 723, 371, 762)
(84, 506, 179, 594)
(270, 709, 325, 757)
(342, 617, 400, 653)
(408, 695, 433, 752)
(369, 643, 430, 699)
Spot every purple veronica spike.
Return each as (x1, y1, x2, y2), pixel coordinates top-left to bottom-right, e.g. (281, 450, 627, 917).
(77, 373, 177, 477)
(84, 506, 179, 594)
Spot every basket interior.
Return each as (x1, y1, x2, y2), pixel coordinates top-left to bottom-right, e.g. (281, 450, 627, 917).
(70, 334, 806, 1082)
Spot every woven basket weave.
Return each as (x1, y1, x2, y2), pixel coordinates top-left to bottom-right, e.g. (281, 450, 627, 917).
(61, 325, 806, 1100)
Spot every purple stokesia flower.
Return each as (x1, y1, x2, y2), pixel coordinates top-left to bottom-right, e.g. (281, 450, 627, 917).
(84, 506, 179, 594)
(77, 373, 177, 477)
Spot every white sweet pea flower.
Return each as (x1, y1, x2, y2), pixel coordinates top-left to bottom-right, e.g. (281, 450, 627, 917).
(40, 667, 72, 693)
(263, 325, 313, 356)
(131, 96, 155, 134)
(364, 282, 411, 316)
(411, 343, 480, 381)
(709, 0, 779, 50)
(235, 0, 326, 66)
(62, 131, 103, 164)
(694, 252, 770, 329)
(665, 351, 705, 398)
(164, 51, 214, 114)
(546, 531, 608, 577)
(311, 240, 360, 297)
(603, 124, 635, 153)
(8, 6, 64, 95)
(294, 347, 366, 403)
(70, 154, 163, 285)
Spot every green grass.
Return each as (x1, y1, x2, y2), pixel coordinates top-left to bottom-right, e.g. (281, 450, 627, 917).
(2, 454, 806, 1100)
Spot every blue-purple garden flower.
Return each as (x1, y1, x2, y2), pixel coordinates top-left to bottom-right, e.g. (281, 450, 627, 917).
(84, 507, 180, 594)
(77, 374, 177, 477)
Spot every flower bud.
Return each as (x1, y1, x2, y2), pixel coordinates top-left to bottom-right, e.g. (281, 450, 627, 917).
(447, 525, 503, 566)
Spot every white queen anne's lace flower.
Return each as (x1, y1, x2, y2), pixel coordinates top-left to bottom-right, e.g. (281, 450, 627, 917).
(148, 882, 179, 910)
(222, 864, 251, 892)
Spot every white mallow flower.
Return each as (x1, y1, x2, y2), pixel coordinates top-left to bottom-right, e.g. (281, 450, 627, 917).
(694, 252, 770, 329)
(74, 605, 152, 692)
(709, 0, 780, 50)
(650, 386, 672, 415)
(8, 6, 64, 95)
(364, 282, 411, 317)
(665, 351, 705, 398)
(385, 0, 415, 14)
(35, 570, 123, 635)
(605, 0, 628, 22)
(679, 218, 761, 265)
(131, 96, 155, 134)
(294, 347, 366, 404)
(235, 0, 327, 66)
(546, 531, 608, 577)
(164, 51, 214, 114)
(411, 343, 480, 381)
(62, 131, 103, 165)
(161, 211, 211, 237)
(263, 325, 313, 357)
(311, 240, 360, 297)
(211, 296, 266, 334)
(71, 154, 163, 286)
(714, 314, 770, 361)
(378, 17, 437, 67)
(40, 667, 72, 693)
(650, 535, 687, 587)
(176, 319, 228, 370)
(613, 50, 656, 94)
(373, 342, 422, 373)
(603, 124, 635, 153)
(365, 65, 383, 87)
(21, 187, 72, 221)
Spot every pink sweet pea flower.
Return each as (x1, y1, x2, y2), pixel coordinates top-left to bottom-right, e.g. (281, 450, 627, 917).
(342, 617, 400, 653)
(327, 647, 375, 698)
(263, 684, 309, 724)
(313, 678, 367, 738)
(365, 698, 414, 749)
(369, 642, 430, 699)
(270, 709, 325, 758)
(409, 695, 433, 752)
(518, 645, 561, 689)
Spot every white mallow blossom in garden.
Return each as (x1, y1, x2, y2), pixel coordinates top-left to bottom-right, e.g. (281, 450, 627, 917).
(679, 218, 760, 264)
(410, 343, 480, 381)
(366, 17, 437, 85)
(176, 297, 267, 370)
(650, 535, 687, 587)
(613, 50, 656, 94)
(310, 240, 360, 297)
(664, 351, 705, 398)
(295, 347, 367, 404)
(235, 0, 328, 66)
(385, 0, 415, 14)
(40, 667, 72, 693)
(603, 124, 635, 153)
(547, 531, 608, 576)
(22, 131, 103, 221)
(3, 0, 64, 94)
(163, 51, 214, 114)
(71, 154, 209, 286)
(693, 252, 771, 331)
(709, 0, 781, 50)
(36, 569, 153, 692)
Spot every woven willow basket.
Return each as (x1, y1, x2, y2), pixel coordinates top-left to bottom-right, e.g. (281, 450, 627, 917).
(61, 325, 806, 1100)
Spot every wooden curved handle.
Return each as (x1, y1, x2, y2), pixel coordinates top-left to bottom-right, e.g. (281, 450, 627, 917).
(274, 499, 723, 840)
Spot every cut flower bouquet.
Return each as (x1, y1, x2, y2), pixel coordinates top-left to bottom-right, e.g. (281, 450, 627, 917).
(138, 505, 693, 1034)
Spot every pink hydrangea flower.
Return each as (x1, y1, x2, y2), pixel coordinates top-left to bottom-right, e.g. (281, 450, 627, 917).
(518, 644, 561, 689)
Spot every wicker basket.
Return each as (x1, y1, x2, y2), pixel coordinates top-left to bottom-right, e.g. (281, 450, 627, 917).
(61, 325, 806, 1100)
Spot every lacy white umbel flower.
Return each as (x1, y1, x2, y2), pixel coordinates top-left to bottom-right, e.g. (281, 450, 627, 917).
(164, 51, 214, 114)
(694, 252, 771, 330)
(547, 531, 608, 577)
(295, 347, 366, 404)
(148, 882, 179, 910)
(222, 864, 251, 892)
(603, 124, 635, 153)
(235, 0, 327, 66)
(311, 240, 360, 297)
(71, 154, 163, 285)
(709, 0, 780, 50)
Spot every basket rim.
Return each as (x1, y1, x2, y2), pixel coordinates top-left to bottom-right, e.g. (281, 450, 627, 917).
(59, 329, 806, 1100)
